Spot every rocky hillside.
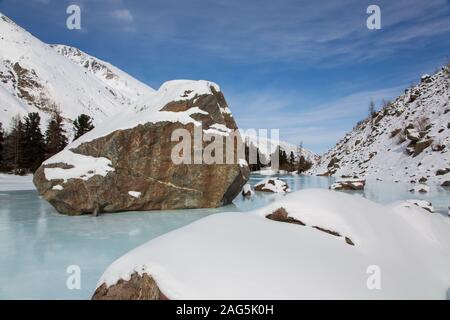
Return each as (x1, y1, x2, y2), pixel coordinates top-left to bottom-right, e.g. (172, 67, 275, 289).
(0, 12, 154, 131)
(311, 65, 450, 186)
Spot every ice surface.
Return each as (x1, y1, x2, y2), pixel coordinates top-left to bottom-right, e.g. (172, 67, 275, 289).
(0, 174, 34, 191)
(1, 173, 450, 299)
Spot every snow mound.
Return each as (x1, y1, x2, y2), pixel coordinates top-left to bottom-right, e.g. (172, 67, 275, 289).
(96, 189, 450, 299)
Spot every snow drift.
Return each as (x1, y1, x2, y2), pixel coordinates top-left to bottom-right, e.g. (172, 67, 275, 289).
(93, 189, 450, 299)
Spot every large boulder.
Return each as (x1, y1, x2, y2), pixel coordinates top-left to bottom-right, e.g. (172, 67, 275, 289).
(34, 80, 249, 215)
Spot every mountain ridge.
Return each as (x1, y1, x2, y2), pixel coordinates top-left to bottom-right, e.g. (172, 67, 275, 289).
(0, 12, 154, 134)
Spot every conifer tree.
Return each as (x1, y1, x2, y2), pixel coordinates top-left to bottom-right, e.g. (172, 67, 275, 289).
(45, 109, 68, 158)
(73, 114, 94, 140)
(5, 115, 26, 173)
(23, 112, 45, 172)
(289, 151, 295, 171)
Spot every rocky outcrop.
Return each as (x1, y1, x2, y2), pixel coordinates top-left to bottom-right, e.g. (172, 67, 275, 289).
(265, 207, 354, 245)
(33, 81, 249, 215)
(266, 207, 305, 225)
(92, 272, 166, 300)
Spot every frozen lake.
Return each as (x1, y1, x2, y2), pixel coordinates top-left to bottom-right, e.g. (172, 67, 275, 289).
(0, 174, 449, 299)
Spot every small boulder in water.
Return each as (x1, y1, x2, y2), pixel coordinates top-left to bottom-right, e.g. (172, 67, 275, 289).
(254, 178, 290, 193)
(409, 184, 430, 193)
(242, 184, 254, 197)
(330, 179, 365, 191)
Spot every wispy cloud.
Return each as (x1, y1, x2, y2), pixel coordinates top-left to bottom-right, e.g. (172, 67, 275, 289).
(230, 84, 405, 153)
(111, 9, 133, 22)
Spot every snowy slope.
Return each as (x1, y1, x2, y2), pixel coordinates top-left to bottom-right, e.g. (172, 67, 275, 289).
(311, 66, 450, 186)
(241, 133, 318, 164)
(96, 189, 450, 299)
(0, 13, 155, 131)
(51, 44, 154, 104)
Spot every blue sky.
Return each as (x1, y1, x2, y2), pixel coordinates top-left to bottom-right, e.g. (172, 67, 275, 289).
(1, 0, 449, 153)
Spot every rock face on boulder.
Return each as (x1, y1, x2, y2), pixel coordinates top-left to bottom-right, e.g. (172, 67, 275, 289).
(92, 272, 166, 300)
(33, 80, 250, 215)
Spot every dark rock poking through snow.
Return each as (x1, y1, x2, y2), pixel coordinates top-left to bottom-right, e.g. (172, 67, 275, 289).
(266, 207, 305, 225)
(265, 207, 354, 246)
(34, 82, 250, 215)
(92, 272, 167, 300)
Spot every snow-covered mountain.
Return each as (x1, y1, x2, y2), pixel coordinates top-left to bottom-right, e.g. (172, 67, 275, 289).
(241, 133, 318, 165)
(311, 65, 450, 186)
(0, 12, 154, 131)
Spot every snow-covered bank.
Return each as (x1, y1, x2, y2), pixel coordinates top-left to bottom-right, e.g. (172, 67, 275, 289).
(0, 174, 35, 191)
(96, 189, 450, 299)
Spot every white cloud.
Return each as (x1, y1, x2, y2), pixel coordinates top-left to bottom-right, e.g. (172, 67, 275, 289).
(111, 9, 134, 22)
